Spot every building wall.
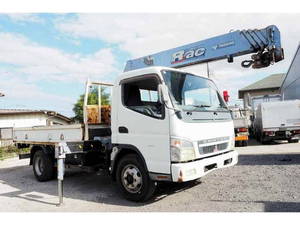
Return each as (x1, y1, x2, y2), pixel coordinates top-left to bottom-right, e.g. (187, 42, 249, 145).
(282, 81, 300, 100)
(0, 127, 13, 147)
(0, 113, 70, 128)
(281, 45, 300, 100)
(47, 116, 70, 126)
(0, 139, 13, 147)
(0, 114, 47, 128)
(0, 113, 70, 147)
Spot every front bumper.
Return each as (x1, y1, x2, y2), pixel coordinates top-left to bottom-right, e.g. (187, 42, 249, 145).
(171, 150, 238, 182)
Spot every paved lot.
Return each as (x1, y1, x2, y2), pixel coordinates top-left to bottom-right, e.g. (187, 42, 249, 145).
(1, 139, 300, 212)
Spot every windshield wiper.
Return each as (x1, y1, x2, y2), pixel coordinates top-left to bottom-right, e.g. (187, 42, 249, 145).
(189, 104, 212, 108)
(217, 105, 228, 109)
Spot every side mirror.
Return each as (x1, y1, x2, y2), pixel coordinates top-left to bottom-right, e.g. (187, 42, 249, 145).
(223, 90, 229, 102)
(158, 84, 169, 104)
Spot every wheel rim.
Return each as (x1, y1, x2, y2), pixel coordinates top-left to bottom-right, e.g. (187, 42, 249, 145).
(34, 156, 44, 176)
(121, 164, 143, 194)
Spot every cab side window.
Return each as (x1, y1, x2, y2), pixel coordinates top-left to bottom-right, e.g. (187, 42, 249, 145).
(122, 76, 164, 119)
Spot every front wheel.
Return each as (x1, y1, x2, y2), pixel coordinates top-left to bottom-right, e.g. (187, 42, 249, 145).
(116, 154, 156, 202)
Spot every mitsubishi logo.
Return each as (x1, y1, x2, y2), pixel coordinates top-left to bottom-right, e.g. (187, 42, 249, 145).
(143, 55, 154, 65)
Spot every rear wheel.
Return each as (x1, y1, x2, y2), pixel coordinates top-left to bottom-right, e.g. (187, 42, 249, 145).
(116, 154, 156, 202)
(254, 131, 259, 141)
(33, 150, 55, 182)
(235, 141, 242, 147)
(259, 134, 268, 145)
(242, 140, 248, 146)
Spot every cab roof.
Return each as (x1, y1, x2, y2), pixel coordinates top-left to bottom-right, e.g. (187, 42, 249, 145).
(115, 66, 209, 85)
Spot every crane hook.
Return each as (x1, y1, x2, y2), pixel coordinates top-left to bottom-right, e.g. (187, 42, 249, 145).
(241, 60, 253, 68)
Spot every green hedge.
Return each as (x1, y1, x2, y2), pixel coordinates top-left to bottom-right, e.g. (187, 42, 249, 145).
(0, 145, 30, 160)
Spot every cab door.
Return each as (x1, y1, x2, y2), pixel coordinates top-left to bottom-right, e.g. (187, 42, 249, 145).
(116, 74, 170, 174)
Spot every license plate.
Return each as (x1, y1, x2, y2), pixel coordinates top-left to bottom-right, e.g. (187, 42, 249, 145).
(279, 127, 287, 131)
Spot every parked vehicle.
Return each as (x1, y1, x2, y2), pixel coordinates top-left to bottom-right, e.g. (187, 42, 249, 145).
(14, 71, 238, 202)
(254, 100, 300, 144)
(13, 25, 284, 203)
(230, 107, 249, 147)
(245, 94, 281, 137)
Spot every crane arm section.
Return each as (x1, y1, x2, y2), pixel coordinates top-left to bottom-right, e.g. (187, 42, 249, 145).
(124, 25, 284, 72)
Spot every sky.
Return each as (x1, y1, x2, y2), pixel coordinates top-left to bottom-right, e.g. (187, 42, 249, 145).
(0, 13, 300, 117)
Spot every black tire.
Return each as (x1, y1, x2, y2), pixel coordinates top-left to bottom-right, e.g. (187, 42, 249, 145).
(116, 154, 156, 202)
(235, 141, 241, 147)
(33, 150, 55, 182)
(288, 139, 299, 143)
(242, 140, 248, 146)
(259, 134, 267, 144)
(254, 131, 259, 141)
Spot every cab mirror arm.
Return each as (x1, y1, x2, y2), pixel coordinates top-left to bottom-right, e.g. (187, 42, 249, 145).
(158, 84, 180, 112)
(158, 84, 167, 104)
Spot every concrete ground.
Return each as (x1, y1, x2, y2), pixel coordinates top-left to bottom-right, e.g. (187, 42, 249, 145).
(1, 139, 300, 212)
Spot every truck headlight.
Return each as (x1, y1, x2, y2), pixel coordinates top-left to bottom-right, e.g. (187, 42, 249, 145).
(170, 138, 195, 162)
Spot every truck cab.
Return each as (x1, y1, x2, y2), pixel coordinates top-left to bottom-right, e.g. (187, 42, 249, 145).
(111, 67, 238, 198)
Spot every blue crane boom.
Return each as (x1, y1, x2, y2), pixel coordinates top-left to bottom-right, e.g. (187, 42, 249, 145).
(124, 25, 284, 72)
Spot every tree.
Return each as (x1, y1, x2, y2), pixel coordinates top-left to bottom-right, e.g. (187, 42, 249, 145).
(73, 87, 110, 122)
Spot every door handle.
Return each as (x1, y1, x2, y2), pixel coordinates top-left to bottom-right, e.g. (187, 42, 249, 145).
(118, 126, 128, 133)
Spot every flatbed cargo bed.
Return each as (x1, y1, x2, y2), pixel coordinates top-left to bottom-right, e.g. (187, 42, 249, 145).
(233, 118, 248, 129)
(13, 124, 84, 144)
(13, 124, 111, 145)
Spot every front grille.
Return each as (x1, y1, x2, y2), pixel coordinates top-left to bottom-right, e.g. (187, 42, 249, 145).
(199, 142, 228, 155)
(198, 136, 230, 145)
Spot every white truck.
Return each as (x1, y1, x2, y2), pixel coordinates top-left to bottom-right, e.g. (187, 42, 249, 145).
(13, 26, 284, 203)
(14, 68, 238, 202)
(254, 100, 300, 144)
(229, 107, 249, 147)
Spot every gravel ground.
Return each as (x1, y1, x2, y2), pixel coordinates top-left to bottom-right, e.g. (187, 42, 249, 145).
(0, 139, 300, 212)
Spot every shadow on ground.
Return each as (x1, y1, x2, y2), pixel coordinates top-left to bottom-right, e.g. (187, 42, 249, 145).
(211, 199, 300, 212)
(245, 138, 284, 147)
(238, 153, 300, 166)
(0, 164, 201, 208)
(1, 150, 300, 210)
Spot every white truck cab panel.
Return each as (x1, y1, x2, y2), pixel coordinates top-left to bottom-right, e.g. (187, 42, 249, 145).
(112, 67, 237, 179)
(112, 67, 171, 174)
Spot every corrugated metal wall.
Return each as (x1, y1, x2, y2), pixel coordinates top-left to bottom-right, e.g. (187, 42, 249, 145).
(281, 45, 300, 100)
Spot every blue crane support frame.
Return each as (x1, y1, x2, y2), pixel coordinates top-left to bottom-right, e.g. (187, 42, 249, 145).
(124, 25, 284, 72)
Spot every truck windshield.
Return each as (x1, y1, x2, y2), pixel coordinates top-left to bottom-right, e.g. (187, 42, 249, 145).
(162, 70, 227, 112)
